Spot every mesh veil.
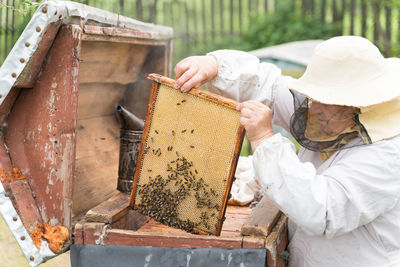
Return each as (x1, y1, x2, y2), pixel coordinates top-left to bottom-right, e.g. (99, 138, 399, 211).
(289, 90, 371, 153)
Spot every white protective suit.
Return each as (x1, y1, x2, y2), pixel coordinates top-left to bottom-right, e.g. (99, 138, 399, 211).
(207, 50, 400, 267)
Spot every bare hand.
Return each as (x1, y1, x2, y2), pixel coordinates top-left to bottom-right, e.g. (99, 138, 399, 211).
(174, 55, 218, 92)
(237, 100, 274, 151)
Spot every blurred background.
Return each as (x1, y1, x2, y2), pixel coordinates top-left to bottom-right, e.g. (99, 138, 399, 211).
(0, 0, 399, 266)
(1, 0, 399, 66)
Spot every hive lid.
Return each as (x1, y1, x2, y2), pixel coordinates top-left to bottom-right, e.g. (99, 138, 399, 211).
(0, 2, 172, 266)
(130, 74, 245, 235)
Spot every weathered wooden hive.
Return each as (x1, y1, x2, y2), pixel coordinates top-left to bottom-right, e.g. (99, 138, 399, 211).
(0, 1, 287, 266)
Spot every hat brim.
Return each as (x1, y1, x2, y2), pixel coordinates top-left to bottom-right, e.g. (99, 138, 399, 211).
(287, 58, 400, 107)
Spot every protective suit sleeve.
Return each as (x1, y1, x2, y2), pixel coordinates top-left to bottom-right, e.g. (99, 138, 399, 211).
(206, 50, 295, 131)
(253, 134, 400, 238)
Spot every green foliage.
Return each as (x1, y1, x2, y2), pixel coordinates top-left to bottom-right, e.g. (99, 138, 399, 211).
(241, 0, 340, 50)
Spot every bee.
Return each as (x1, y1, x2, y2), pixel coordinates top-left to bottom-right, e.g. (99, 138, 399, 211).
(181, 99, 187, 103)
(181, 129, 187, 133)
(148, 169, 152, 172)
(172, 130, 175, 136)
(155, 130, 159, 134)
(195, 169, 198, 174)
(191, 129, 194, 134)
(177, 102, 181, 105)
(190, 145, 195, 148)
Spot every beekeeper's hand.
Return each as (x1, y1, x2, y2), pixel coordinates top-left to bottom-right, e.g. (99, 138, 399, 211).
(174, 55, 218, 92)
(237, 100, 274, 151)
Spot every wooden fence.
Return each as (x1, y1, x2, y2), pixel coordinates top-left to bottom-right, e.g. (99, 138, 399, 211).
(0, 0, 399, 65)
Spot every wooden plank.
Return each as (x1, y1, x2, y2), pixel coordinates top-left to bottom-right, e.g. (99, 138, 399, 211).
(101, 229, 243, 248)
(79, 40, 149, 84)
(242, 236, 265, 249)
(79, 205, 287, 251)
(82, 34, 170, 46)
(73, 222, 84, 244)
(75, 115, 120, 160)
(241, 196, 281, 237)
(73, 162, 119, 216)
(5, 25, 81, 230)
(77, 83, 126, 120)
(85, 192, 130, 224)
(134, 205, 251, 237)
(136, 219, 190, 235)
(82, 222, 107, 245)
(265, 215, 288, 267)
(9, 180, 42, 233)
(221, 205, 252, 236)
(73, 115, 120, 215)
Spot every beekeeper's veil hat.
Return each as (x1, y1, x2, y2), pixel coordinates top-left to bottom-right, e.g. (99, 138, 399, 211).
(286, 36, 400, 152)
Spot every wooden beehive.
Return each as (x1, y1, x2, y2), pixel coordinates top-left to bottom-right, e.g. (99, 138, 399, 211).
(130, 74, 245, 235)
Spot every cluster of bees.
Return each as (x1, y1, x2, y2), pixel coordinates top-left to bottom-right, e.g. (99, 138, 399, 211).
(136, 124, 223, 233)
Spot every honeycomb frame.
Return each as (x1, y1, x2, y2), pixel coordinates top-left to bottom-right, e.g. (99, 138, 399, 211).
(129, 73, 245, 236)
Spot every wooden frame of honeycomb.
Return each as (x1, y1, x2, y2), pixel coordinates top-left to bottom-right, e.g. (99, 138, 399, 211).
(130, 73, 245, 236)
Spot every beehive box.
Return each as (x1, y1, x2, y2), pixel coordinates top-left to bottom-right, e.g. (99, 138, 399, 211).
(130, 74, 245, 235)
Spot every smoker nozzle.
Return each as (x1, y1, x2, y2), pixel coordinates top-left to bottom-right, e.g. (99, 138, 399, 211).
(116, 105, 145, 131)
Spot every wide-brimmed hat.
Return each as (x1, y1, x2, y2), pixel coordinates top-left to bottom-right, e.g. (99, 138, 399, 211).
(287, 36, 400, 107)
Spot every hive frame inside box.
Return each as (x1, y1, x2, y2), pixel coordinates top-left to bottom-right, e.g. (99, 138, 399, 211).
(130, 74, 245, 236)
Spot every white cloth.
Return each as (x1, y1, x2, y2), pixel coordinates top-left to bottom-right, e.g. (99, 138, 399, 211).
(229, 156, 261, 206)
(207, 50, 400, 267)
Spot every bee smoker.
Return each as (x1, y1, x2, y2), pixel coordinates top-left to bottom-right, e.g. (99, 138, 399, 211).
(116, 105, 145, 193)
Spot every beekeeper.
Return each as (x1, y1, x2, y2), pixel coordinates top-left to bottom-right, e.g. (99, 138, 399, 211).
(173, 36, 400, 267)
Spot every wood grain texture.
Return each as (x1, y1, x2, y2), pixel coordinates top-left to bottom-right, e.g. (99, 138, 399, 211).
(5, 25, 81, 229)
(73, 115, 120, 215)
(241, 196, 281, 237)
(79, 40, 149, 84)
(265, 214, 289, 267)
(9, 180, 42, 233)
(77, 83, 126, 120)
(101, 229, 243, 248)
(218, 118, 245, 235)
(84, 192, 130, 224)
